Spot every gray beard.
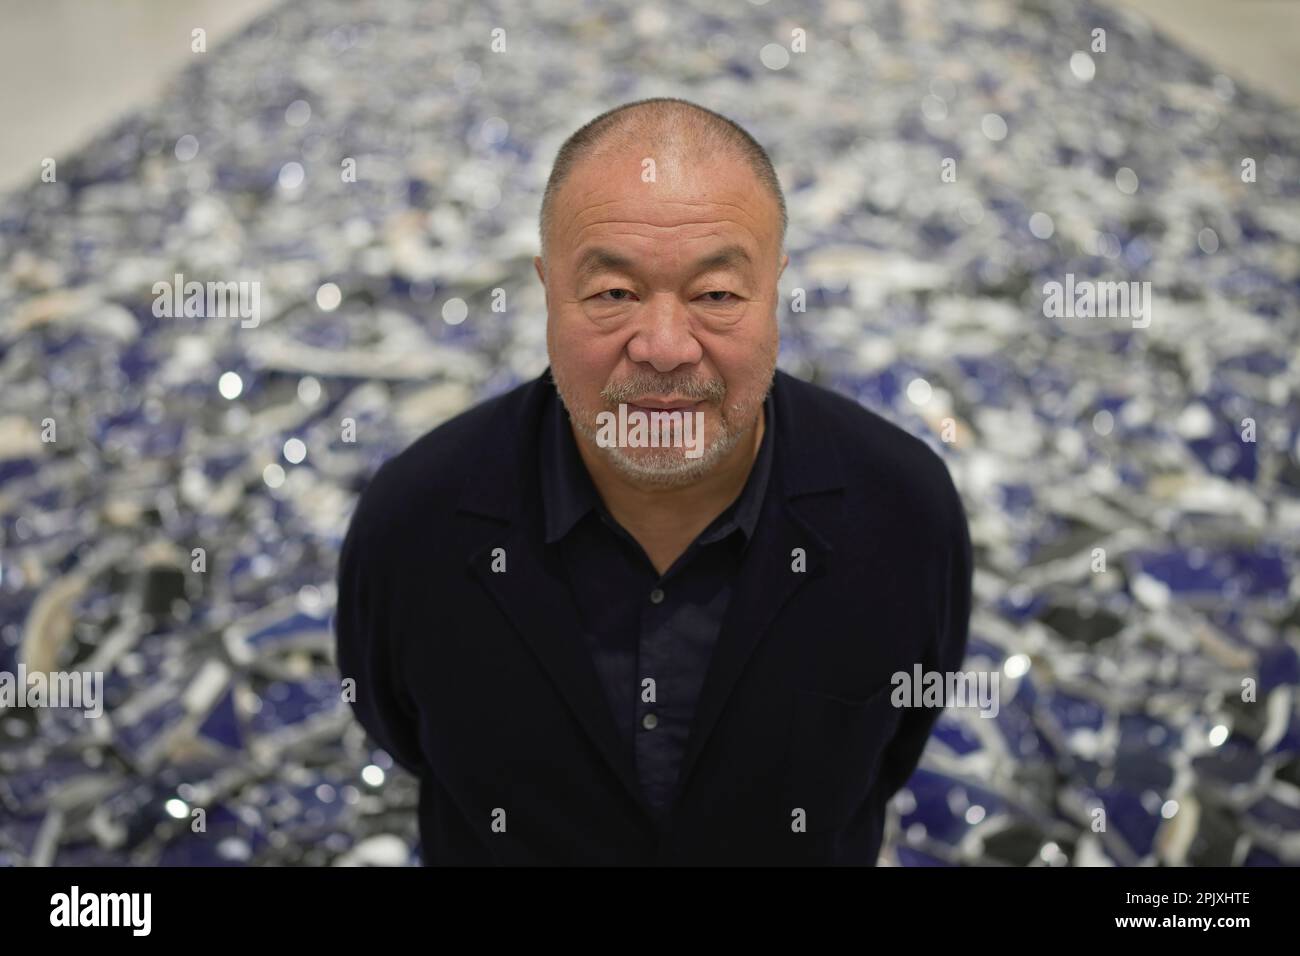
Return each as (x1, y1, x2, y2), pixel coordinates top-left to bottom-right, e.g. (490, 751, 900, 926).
(570, 410, 743, 487)
(554, 391, 764, 488)
(548, 361, 773, 488)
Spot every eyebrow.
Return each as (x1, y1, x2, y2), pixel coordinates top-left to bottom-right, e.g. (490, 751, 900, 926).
(573, 244, 754, 283)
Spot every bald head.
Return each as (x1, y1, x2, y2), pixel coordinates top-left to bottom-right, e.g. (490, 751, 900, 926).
(538, 97, 786, 267)
(534, 98, 788, 488)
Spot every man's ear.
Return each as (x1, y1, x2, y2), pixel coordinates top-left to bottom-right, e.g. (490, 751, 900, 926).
(534, 255, 545, 285)
(778, 252, 789, 280)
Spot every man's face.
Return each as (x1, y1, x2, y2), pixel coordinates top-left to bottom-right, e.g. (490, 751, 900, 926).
(537, 146, 787, 486)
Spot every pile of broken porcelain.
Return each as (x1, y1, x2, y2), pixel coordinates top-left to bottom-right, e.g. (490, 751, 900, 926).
(1, 0, 1297, 865)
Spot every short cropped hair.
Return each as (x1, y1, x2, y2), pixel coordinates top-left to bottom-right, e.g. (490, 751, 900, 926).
(538, 97, 787, 266)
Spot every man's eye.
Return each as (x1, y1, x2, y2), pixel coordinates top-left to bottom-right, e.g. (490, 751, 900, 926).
(590, 289, 737, 304)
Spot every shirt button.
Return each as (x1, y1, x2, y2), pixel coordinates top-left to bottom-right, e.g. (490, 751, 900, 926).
(642, 713, 659, 730)
(649, 588, 665, 604)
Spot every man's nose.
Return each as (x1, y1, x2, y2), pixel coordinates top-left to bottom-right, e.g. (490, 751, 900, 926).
(625, 294, 704, 372)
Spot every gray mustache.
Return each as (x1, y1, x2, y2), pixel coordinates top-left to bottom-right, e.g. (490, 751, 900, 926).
(601, 377, 726, 404)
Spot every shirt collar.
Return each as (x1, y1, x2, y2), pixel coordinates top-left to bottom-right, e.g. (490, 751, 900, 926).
(540, 378, 775, 547)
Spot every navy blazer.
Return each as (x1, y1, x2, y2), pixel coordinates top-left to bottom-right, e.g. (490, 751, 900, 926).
(335, 366, 972, 865)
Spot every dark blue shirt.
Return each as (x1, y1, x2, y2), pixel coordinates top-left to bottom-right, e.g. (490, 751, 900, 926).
(539, 380, 775, 818)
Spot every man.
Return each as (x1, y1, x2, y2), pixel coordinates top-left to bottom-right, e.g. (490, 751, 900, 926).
(335, 97, 972, 865)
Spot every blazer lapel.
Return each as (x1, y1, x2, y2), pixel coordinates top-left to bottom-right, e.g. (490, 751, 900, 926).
(457, 373, 658, 823)
(454, 368, 848, 826)
(671, 370, 848, 807)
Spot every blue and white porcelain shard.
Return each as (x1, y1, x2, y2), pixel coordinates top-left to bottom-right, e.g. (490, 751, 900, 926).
(1, 0, 1298, 865)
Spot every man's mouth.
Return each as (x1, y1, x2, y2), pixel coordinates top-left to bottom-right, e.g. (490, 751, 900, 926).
(626, 400, 703, 416)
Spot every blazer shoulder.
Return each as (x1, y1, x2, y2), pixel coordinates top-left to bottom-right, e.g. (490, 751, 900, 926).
(786, 374, 965, 539)
(346, 379, 527, 540)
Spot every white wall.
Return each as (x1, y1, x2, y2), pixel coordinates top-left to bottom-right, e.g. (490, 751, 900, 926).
(0, 0, 279, 193)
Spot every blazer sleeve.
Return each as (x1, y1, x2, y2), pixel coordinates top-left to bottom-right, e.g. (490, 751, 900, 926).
(873, 471, 973, 800)
(334, 497, 426, 776)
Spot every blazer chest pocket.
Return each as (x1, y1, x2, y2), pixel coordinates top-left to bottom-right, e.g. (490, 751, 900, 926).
(784, 682, 905, 835)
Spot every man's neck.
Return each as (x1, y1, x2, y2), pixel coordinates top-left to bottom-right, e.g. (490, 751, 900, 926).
(572, 404, 766, 571)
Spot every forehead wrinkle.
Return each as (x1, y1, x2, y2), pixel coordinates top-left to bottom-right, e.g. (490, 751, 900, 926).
(570, 225, 759, 281)
(571, 217, 755, 243)
(566, 211, 767, 261)
(565, 195, 767, 229)
(556, 181, 773, 231)
(574, 239, 754, 282)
